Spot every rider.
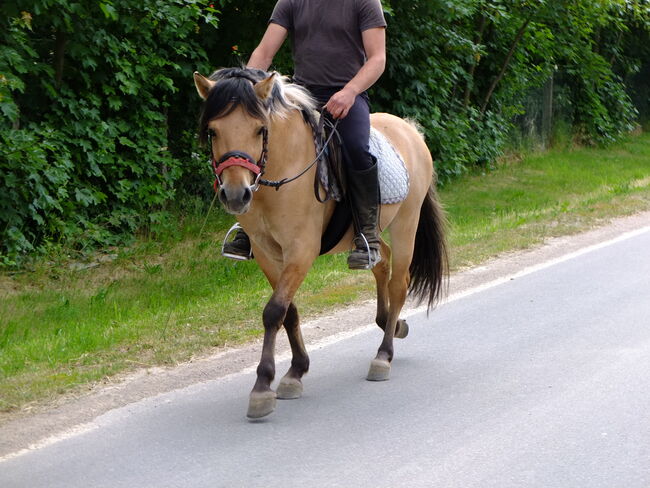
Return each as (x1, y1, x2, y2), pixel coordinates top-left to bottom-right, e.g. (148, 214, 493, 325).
(223, 0, 387, 270)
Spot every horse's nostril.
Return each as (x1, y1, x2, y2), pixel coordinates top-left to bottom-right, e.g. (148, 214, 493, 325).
(218, 188, 228, 204)
(242, 187, 253, 204)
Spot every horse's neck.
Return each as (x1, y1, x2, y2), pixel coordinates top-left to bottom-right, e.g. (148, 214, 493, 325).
(266, 111, 317, 176)
(248, 109, 335, 241)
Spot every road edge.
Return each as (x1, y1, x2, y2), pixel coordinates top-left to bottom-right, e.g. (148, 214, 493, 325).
(1, 210, 650, 460)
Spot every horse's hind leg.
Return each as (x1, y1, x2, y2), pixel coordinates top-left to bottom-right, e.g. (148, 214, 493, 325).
(276, 302, 309, 399)
(367, 221, 416, 381)
(372, 240, 409, 339)
(372, 240, 391, 331)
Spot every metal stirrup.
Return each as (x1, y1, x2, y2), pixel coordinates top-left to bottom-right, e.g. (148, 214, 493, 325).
(352, 233, 378, 270)
(221, 223, 253, 261)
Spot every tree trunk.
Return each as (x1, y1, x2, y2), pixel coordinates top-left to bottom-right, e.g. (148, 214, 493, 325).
(54, 30, 67, 87)
(480, 13, 534, 114)
(464, 14, 488, 108)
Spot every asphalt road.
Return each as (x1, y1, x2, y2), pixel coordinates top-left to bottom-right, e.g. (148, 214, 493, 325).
(2, 226, 650, 487)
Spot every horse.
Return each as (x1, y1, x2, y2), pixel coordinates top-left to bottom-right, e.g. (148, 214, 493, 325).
(193, 67, 448, 419)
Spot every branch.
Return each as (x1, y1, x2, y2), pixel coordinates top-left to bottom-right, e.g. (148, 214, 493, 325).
(609, 29, 624, 67)
(480, 13, 534, 114)
(464, 14, 488, 108)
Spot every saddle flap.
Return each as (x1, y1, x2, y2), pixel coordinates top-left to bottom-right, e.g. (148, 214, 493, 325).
(315, 115, 346, 202)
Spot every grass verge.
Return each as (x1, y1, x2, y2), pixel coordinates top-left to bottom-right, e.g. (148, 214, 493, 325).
(2, 133, 650, 414)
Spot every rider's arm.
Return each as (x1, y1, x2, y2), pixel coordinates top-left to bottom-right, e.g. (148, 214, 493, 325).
(324, 27, 386, 119)
(346, 27, 386, 96)
(247, 23, 288, 71)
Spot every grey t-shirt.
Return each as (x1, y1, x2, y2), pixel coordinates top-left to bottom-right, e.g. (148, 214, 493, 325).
(270, 0, 387, 87)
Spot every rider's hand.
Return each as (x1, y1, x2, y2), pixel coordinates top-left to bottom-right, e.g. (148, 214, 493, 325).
(324, 88, 356, 119)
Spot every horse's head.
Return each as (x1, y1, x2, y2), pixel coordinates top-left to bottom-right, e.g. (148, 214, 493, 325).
(194, 69, 277, 215)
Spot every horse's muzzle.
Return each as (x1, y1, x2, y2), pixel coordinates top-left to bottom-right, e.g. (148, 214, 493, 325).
(218, 184, 254, 215)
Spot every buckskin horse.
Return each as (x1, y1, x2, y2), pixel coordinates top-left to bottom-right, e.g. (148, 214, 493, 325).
(194, 67, 447, 419)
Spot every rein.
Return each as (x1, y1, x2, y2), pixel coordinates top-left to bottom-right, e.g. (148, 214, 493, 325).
(259, 116, 339, 191)
(210, 115, 339, 193)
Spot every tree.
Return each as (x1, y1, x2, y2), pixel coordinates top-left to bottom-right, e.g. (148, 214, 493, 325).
(0, 0, 221, 263)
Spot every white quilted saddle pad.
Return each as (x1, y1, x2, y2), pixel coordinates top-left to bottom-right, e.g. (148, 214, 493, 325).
(321, 127, 410, 204)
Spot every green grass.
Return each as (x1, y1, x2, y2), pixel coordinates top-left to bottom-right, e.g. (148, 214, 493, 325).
(1, 133, 650, 414)
(444, 134, 650, 268)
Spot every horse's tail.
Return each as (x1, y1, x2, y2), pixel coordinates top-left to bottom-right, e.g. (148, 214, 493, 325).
(408, 182, 449, 311)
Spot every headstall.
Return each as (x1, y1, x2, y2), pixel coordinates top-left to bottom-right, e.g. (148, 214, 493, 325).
(208, 113, 338, 193)
(209, 126, 269, 191)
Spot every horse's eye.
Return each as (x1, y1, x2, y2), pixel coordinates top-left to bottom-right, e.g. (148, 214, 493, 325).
(207, 128, 216, 138)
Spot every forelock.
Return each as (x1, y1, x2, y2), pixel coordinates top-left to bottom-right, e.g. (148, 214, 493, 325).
(198, 68, 317, 143)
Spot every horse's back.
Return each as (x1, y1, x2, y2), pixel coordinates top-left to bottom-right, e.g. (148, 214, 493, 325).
(370, 112, 434, 199)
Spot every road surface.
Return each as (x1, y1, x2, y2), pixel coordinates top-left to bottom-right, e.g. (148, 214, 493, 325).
(1, 220, 650, 487)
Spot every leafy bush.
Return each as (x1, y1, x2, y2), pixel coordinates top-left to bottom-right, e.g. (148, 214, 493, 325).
(1, 0, 220, 264)
(1, 0, 648, 264)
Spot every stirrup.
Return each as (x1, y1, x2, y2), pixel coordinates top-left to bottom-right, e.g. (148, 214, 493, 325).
(348, 233, 381, 270)
(221, 223, 253, 261)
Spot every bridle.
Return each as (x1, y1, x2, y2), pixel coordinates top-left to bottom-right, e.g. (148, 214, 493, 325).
(209, 116, 338, 193)
(209, 126, 269, 192)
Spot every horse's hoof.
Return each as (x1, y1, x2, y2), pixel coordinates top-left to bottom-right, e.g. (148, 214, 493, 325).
(247, 391, 277, 419)
(276, 377, 303, 399)
(367, 359, 391, 381)
(395, 319, 409, 339)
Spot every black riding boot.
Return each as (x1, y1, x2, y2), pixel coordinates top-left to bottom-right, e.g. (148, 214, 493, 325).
(222, 228, 253, 260)
(347, 161, 381, 270)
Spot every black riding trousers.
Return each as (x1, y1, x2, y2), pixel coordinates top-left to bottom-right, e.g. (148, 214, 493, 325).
(306, 86, 374, 171)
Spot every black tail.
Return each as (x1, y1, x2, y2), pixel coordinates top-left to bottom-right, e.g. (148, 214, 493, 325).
(408, 183, 449, 310)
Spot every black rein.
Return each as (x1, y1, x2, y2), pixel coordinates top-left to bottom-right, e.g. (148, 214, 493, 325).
(258, 116, 339, 192)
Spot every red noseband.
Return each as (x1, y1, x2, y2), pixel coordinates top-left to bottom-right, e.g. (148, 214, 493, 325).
(213, 155, 262, 178)
(209, 127, 269, 191)
(212, 155, 262, 192)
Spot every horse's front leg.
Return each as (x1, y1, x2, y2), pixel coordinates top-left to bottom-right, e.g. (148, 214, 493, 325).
(247, 261, 312, 419)
(246, 293, 285, 419)
(275, 302, 309, 399)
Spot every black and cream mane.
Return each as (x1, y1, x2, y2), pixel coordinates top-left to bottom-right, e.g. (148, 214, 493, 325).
(199, 67, 317, 144)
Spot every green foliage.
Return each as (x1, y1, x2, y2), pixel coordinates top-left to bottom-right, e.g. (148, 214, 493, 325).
(1, 0, 649, 263)
(369, 0, 647, 179)
(1, 0, 222, 264)
(373, 0, 514, 178)
(547, 1, 640, 141)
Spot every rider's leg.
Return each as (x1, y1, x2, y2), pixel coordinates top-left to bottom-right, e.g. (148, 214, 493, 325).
(335, 93, 381, 270)
(222, 227, 253, 260)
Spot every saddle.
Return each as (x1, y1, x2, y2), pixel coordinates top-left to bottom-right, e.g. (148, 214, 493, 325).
(314, 116, 351, 255)
(313, 114, 410, 255)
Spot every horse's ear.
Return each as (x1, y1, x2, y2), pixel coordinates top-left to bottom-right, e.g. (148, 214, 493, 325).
(194, 71, 216, 100)
(253, 73, 276, 101)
